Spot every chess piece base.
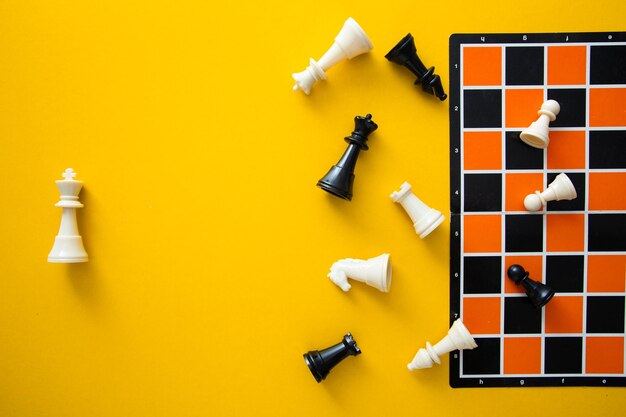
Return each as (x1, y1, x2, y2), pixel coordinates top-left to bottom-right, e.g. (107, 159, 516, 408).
(48, 236, 88, 263)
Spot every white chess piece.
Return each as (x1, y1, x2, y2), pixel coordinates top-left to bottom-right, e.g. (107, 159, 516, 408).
(524, 173, 577, 212)
(292, 17, 373, 95)
(520, 100, 560, 149)
(328, 254, 391, 292)
(407, 319, 477, 371)
(391, 182, 444, 239)
(48, 168, 88, 263)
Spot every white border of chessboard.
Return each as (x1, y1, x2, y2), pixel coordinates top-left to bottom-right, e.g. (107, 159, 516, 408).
(449, 32, 626, 388)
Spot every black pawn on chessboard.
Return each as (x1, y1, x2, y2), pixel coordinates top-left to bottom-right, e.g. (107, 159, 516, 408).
(303, 333, 361, 382)
(317, 114, 378, 201)
(507, 264, 555, 309)
(385, 33, 447, 101)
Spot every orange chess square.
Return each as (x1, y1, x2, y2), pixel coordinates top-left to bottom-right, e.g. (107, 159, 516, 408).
(505, 173, 543, 211)
(463, 297, 500, 334)
(586, 337, 624, 374)
(463, 131, 502, 170)
(463, 47, 502, 86)
(547, 46, 586, 85)
(545, 296, 583, 333)
(503, 337, 541, 374)
(587, 255, 626, 293)
(505, 89, 544, 128)
(546, 214, 584, 252)
(547, 130, 586, 169)
(589, 172, 626, 210)
(464, 215, 501, 253)
(590, 88, 626, 127)
(504, 256, 542, 294)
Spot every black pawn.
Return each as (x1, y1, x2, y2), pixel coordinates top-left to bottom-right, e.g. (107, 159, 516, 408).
(317, 114, 378, 200)
(385, 33, 447, 101)
(507, 264, 555, 309)
(303, 333, 361, 382)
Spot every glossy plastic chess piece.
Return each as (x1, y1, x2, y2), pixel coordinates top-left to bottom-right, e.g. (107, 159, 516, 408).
(48, 168, 88, 263)
(507, 264, 555, 309)
(317, 114, 378, 200)
(408, 319, 477, 370)
(520, 100, 560, 149)
(328, 254, 391, 292)
(391, 182, 444, 238)
(292, 17, 373, 95)
(304, 333, 361, 382)
(385, 33, 447, 100)
(524, 173, 577, 211)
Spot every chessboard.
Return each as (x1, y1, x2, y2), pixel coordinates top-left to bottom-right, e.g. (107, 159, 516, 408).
(449, 32, 626, 387)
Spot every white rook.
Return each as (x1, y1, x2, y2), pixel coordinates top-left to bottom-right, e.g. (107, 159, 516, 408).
(391, 182, 444, 239)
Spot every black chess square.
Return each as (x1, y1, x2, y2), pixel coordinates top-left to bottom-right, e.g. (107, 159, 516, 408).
(504, 297, 543, 334)
(505, 214, 543, 252)
(463, 90, 502, 128)
(587, 296, 626, 334)
(545, 337, 582, 374)
(590, 45, 626, 84)
(545, 255, 584, 293)
(505, 47, 544, 86)
(590, 130, 626, 169)
(464, 174, 502, 212)
(546, 172, 585, 211)
(462, 338, 500, 375)
(505, 132, 544, 170)
(588, 214, 626, 251)
(463, 256, 502, 294)
(547, 89, 586, 128)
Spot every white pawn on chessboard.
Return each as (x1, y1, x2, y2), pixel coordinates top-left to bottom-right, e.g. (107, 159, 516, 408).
(520, 99, 560, 149)
(391, 182, 444, 239)
(408, 319, 477, 371)
(524, 173, 577, 212)
(292, 17, 373, 95)
(48, 168, 88, 263)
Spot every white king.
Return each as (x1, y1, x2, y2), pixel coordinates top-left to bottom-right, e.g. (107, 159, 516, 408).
(48, 168, 88, 263)
(408, 319, 477, 371)
(292, 17, 373, 95)
(391, 182, 444, 239)
(520, 99, 560, 149)
(328, 254, 391, 292)
(524, 173, 577, 211)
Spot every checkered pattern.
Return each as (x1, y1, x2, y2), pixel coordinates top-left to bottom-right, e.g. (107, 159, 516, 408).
(450, 33, 626, 387)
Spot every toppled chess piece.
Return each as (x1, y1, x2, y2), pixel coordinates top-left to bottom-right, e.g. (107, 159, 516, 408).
(304, 333, 361, 382)
(524, 173, 577, 211)
(385, 33, 447, 100)
(292, 17, 373, 95)
(520, 100, 560, 149)
(328, 254, 391, 292)
(317, 114, 378, 200)
(391, 182, 444, 238)
(48, 168, 88, 263)
(408, 319, 477, 370)
(507, 264, 555, 309)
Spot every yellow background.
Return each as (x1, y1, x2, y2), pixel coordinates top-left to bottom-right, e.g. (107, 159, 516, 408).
(1, 1, 625, 415)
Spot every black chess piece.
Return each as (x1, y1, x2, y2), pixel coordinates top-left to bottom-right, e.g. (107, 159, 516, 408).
(385, 33, 447, 101)
(303, 333, 361, 382)
(317, 114, 378, 200)
(507, 264, 555, 309)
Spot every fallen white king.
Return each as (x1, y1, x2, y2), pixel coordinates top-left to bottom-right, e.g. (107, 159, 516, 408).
(48, 168, 88, 263)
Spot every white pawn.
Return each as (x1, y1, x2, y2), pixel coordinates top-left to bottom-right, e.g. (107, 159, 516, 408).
(292, 17, 373, 95)
(391, 182, 444, 239)
(524, 173, 577, 212)
(408, 319, 477, 371)
(520, 99, 560, 149)
(48, 168, 88, 263)
(327, 254, 391, 292)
